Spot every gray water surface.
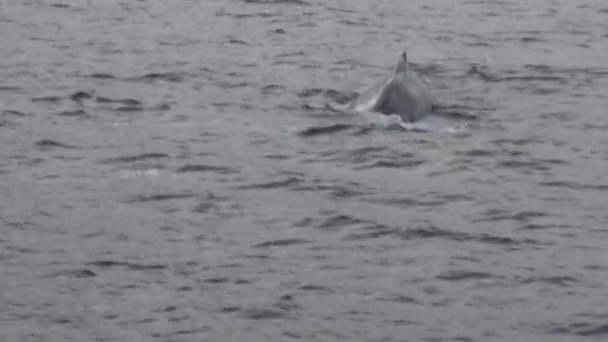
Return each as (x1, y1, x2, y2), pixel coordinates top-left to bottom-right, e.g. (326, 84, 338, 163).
(2, 0, 608, 341)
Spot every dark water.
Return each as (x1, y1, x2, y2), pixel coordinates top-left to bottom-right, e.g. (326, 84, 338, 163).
(2, 0, 608, 341)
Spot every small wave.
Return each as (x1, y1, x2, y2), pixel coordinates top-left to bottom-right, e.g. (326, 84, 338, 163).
(298, 284, 334, 293)
(325, 6, 357, 13)
(239, 176, 301, 189)
(437, 270, 500, 281)
(243, 0, 310, 5)
(33, 92, 147, 114)
(127, 72, 190, 83)
(517, 223, 569, 231)
(318, 214, 363, 230)
(355, 158, 426, 170)
(226, 37, 247, 45)
(191, 192, 229, 212)
(525, 64, 608, 77)
(153, 328, 212, 338)
(177, 164, 238, 174)
(291, 181, 366, 198)
(297, 88, 323, 98)
(47, 269, 97, 278)
(54, 109, 89, 117)
(374, 293, 420, 304)
(220, 11, 278, 19)
(477, 234, 524, 245)
(100, 153, 169, 163)
(465, 41, 494, 47)
(297, 87, 353, 103)
(95, 96, 141, 106)
(202, 277, 231, 284)
(126, 193, 195, 202)
(491, 137, 543, 146)
(220, 306, 241, 313)
(264, 154, 290, 160)
(349, 146, 387, 155)
(325, 184, 366, 198)
(261, 84, 284, 94)
(369, 197, 445, 208)
(324, 89, 354, 103)
(216, 81, 250, 89)
(346, 225, 397, 240)
(50, 3, 70, 8)
(466, 64, 501, 82)
(576, 312, 608, 320)
(275, 51, 305, 58)
(426, 60, 468, 76)
(298, 124, 353, 137)
(88, 260, 167, 271)
(70, 90, 94, 102)
(0, 85, 22, 91)
(549, 322, 608, 337)
(35, 139, 76, 149)
(520, 36, 546, 43)
(119, 169, 160, 179)
(399, 226, 470, 241)
(456, 148, 498, 157)
(521, 275, 577, 287)
(253, 238, 311, 248)
(504, 75, 566, 82)
(398, 226, 533, 246)
(539, 181, 608, 191)
(340, 19, 367, 26)
(86, 73, 116, 79)
(239, 307, 287, 320)
(436, 110, 479, 121)
(496, 159, 554, 171)
(467, 63, 606, 89)
(112, 105, 145, 112)
(31, 95, 63, 102)
(2, 109, 30, 117)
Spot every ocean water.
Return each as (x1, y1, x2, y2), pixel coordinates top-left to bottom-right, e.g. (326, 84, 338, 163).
(1, 0, 608, 341)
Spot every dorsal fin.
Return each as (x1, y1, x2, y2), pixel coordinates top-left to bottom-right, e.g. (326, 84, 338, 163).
(395, 50, 409, 73)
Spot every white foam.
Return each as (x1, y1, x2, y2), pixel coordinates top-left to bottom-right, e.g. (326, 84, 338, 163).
(119, 169, 160, 179)
(362, 111, 470, 134)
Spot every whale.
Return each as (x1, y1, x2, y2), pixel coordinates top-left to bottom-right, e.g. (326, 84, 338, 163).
(346, 51, 433, 123)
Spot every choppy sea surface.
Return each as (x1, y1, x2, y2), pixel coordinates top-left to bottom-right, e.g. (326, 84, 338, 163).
(2, 0, 608, 341)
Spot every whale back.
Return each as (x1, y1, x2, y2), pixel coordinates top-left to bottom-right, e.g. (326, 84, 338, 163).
(346, 50, 433, 122)
(373, 51, 432, 122)
(394, 51, 409, 74)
